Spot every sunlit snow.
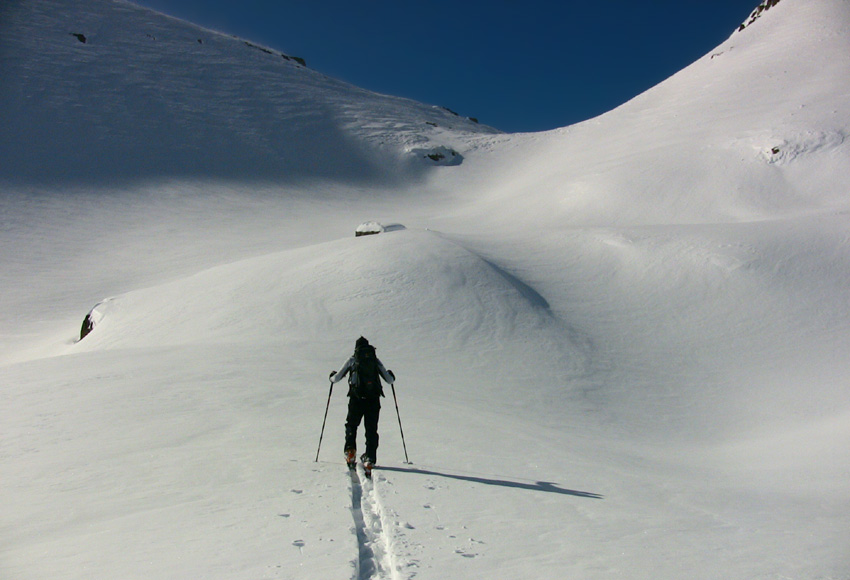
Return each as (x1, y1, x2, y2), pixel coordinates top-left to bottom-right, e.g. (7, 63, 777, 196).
(2, 0, 849, 578)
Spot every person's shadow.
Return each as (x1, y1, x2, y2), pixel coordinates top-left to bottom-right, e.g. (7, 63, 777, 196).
(378, 465, 603, 499)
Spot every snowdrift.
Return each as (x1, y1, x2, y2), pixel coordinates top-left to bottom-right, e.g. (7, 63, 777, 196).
(71, 228, 590, 410)
(3, 0, 850, 578)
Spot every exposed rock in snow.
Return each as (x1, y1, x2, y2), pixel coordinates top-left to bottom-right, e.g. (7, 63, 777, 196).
(355, 222, 407, 236)
(79, 300, 108, 341)
(412, 145, 463, 166)
(738, 0, 783, 31)
(355, 221, 385, 237)
(3, 0, 850, 579)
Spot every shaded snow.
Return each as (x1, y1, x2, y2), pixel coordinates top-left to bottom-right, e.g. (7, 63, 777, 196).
(2, 0, 850, 579)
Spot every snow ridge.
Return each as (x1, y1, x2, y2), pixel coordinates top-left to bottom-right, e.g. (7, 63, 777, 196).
(737, 0, 782, 31)
(3, 0, 850, 578)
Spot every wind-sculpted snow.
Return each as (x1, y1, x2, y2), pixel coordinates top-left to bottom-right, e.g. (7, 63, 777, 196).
(0, 0, 497, 185)
(442, 0, 850, 228)
(71, 228, 589, 401)
(3, 0, 850, 578)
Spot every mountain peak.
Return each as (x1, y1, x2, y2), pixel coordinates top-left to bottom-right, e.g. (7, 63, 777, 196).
(737, 0, 783, 32)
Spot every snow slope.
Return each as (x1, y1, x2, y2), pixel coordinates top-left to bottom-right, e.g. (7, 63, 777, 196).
(3, 0, 850, 579)
(0, 0, 495, 185)
(446, 0, 850, 227)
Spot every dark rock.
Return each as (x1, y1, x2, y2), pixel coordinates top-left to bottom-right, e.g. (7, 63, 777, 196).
(80, 312, 95, 340)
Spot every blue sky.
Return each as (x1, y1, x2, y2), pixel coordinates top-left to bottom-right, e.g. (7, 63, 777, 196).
(131, 0, 761, 133)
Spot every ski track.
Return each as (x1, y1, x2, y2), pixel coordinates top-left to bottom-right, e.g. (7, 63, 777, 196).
(349, 465, 402, 580)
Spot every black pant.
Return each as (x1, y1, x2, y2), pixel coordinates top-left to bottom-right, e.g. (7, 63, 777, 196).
(345, 396, 381, 463)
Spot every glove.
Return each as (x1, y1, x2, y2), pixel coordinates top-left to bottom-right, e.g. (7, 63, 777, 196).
(329, 370, 337, 380)
(388, 370, 395, 381)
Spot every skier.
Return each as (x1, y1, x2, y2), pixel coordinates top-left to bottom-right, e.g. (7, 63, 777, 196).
(329, 336, 395, 476)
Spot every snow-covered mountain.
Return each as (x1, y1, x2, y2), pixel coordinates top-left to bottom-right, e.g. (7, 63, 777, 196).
(0, 0, 496, 185)
(448, 0, 850, 227)
(3, 0, 849, 579)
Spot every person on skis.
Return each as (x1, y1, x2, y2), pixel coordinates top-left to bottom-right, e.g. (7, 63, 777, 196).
(329, 336, 395, 475)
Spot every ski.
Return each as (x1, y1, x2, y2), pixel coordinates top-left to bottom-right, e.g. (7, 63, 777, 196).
(344, 450, 374, 479)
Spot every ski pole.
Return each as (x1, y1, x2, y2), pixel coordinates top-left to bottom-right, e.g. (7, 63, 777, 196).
(391, 382, 410, 464)
(315, 374, 335, 462)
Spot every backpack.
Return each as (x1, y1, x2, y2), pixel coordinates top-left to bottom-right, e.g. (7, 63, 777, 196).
(349, 344, 384, 399)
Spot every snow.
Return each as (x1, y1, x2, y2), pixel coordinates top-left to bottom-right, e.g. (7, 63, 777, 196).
(356, 222, 386, 236)
(2, 0, 850, 578)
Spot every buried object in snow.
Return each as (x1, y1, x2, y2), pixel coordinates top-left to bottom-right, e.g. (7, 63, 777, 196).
(355, 221, 384, 237)
(355, 222, 406, 237)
